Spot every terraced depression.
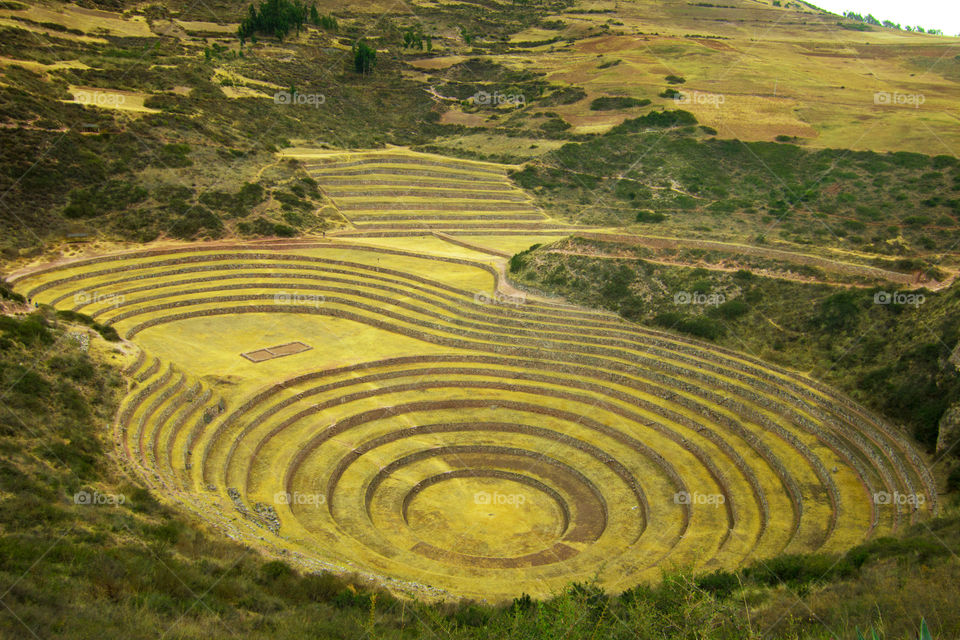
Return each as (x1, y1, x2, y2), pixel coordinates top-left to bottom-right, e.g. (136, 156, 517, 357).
(8, 210, 937, 600)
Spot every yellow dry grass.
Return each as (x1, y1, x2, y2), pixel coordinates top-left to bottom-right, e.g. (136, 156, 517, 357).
(439, 108, 491, 127)
(175, 20, 238, 33)
(407, 55, 468, 70)
(134, 313, 455, 401)
(67, 86, 159, 114)
(0, 56, 89, 73)
(430, 133, 569, 158)
(0, 1, 151, 38)
(0, 16, 106, 42)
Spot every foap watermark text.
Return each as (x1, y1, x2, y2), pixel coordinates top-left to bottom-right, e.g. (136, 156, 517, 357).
(874, 92, 924, 108)
(74, 490, 125, 506)
(275, 291, 325, 307)
(674, 291, 725, 306)
(874, 291, 925, 307)
(473, 90, 525, 107)
(475, 291, 525, 308)
(474, 490, 526, 507)
(274, 491, 326, 506)
(74, 290, 124, 308)
(674, 90, 725, 108)
(674, 491, 725, 507)
(274, 90, 325, 108)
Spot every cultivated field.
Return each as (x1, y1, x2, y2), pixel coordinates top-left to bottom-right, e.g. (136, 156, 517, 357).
(9, 230, 937, 600)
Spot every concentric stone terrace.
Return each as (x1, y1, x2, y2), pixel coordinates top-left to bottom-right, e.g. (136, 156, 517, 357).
(305, 149, 570, 234)
(9, 239, 936, 600)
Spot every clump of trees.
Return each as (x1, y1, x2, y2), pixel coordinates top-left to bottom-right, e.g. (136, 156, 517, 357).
(458, 24, 475, 44)
(309, 6, 337, 31)
(238, 0, 337, 44)
(238, 0, 309, 43)
(402, 25, 432, 51)
(352, 40, 376, 74)
(589, 96, 651, 111)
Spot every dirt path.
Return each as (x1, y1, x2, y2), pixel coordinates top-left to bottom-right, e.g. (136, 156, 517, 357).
(430, 232, 512, 258)
(571, 232, 954, 289)
(545, 250, 879, 288)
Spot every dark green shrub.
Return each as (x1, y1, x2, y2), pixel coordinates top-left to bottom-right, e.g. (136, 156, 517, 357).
(695, 569, 740, 598)
(509, 244, 541, 273)
(636, 210, 667, 222)
(63, 180, 148, 219)
(300, 572, 344, 602)
(452, 603, 492, 627)
(332, 588, 372, 609)
(539, 86, 587, 106)
(712, 299, 749, 319)
(261, 560, 294, 581)
(144, 520, 181, 545)
(947, 467, 960, 492)
(540, 118, 571, 133)
(589, 96, 651, 111)
(600, 265, 634, 302)
(154, 143, 192, 168)
(744, 553, 853, 588)
(691, 279, 712, 294)
(653, 312, 724, 340)
(815, 290, 861, 331)
(0, 315, 53, 346)
(168, 206, 223, 239)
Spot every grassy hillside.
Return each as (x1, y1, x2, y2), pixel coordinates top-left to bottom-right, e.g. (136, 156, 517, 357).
(510, 111, 960, 259)
(0, 24, 441, 251)
(0, 0, 958, 259)
(0, 0, 594, 254)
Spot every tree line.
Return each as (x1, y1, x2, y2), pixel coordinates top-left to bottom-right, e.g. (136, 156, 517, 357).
(236, 0, 375, 75)
(237, 0, 338, 44)
(842, 11, 944, 35)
